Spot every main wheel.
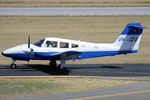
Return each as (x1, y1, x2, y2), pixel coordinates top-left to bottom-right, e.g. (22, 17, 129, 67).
(62, 67, 67, 71)
(57, 64, 61, 71)
(49, 60, 57, 69)
(10, 64, 17, 69)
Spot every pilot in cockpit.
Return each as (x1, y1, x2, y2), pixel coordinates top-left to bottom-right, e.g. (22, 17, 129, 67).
(45, 41, 52, 47)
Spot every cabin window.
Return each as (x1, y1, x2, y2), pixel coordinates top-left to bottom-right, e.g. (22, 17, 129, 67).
(34, 39, 45, 47)
(60, 42, 69, 48)
(45, 41, 57, 48)
(71, 44, 78, 48)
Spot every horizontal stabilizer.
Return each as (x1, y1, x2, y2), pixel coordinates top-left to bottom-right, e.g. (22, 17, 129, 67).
(128, 25, 148, 29)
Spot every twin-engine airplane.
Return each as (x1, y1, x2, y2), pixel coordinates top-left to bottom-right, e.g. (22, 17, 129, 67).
(2, 23, 147, 70)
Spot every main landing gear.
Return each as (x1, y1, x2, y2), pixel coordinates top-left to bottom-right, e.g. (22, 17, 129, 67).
(49, 60, 57, 70)
(49, 59, 67, 71)
(10, 59, 17, 69)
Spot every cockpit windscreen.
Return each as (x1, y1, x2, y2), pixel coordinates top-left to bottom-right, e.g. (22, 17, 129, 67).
(34, 39, 45, 47)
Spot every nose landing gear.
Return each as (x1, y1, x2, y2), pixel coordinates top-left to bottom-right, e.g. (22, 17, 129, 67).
(10, 59, 17, 69)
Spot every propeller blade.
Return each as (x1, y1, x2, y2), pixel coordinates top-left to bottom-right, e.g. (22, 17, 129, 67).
(28, 35, 30, 48)
(28, 35, 30, 60)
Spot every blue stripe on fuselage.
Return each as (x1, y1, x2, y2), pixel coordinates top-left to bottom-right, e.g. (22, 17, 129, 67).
(3, 52, 59, 60)
(76, 50, 137, 59)
(3, 53, 36, 60)
(4, 50, 137, 60)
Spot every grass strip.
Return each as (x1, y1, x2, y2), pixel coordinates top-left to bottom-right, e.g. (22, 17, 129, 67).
(0, 77, 147, 100)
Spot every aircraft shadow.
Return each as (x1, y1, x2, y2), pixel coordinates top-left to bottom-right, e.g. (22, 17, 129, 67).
(67, 63, 150, 77)
(0, 63, 150, 77)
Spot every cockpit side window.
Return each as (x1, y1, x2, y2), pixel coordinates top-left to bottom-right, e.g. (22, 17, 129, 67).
(60, 42, 69, 48)
(71, 43, 78, 48)
(45, 41, 57, 48)
(34, 39, 45, 47)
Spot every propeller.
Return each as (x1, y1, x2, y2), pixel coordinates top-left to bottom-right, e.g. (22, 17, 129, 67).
(28, 35, 30, 60)
(23, 35, 35, 60)
(28, 35, 30, 48)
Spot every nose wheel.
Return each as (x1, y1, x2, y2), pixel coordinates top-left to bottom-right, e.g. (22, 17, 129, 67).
(10, 63, 17, 69)
(10, 59, 17, 69)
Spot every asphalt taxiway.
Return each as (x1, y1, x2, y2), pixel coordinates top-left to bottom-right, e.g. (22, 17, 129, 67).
(0, 63, 150, 78)
(0, 7, 150, 16)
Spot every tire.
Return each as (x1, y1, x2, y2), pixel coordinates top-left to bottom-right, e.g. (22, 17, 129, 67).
(62, 67, 67, 71)
(49, 60, 56, 67)
(57, 64, 61, 71)
(49, 60, 57, 69)
(10, 64, 17, 69)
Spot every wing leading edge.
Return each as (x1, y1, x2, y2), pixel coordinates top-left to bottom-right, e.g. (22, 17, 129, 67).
(50, 51, 81, 60)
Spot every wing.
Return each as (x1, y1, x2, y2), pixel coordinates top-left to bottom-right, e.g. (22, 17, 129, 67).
(50, 51, 81, 60)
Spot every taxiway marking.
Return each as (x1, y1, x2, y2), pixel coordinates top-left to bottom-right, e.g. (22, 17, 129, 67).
(68, 89, 150, 100)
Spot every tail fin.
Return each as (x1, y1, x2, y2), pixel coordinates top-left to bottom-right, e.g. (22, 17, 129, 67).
(114, 23, 147, 53)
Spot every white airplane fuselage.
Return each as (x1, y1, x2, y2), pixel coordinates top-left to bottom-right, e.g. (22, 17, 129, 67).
(2, 38, 120, 61)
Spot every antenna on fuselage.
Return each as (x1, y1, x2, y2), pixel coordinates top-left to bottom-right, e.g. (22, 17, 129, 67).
(79, 34, 86, 41)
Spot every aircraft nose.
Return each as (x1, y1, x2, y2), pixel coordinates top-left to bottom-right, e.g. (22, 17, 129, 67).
(2, 50, 8, 56)
(2, 49, 12, 56)
(2, 52, 4, 56)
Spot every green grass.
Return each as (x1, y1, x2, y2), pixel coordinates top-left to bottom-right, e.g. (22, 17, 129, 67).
(0, 78, 146, 100)
(0, 79, 65, 95)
